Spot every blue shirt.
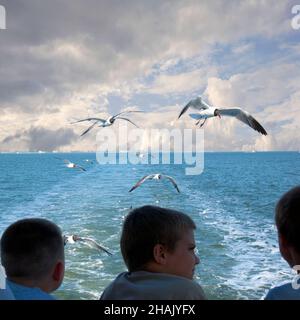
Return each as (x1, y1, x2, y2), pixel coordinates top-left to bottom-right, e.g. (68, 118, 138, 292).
(7, 280, 56, 300)
(265, 282, 300, 300)
(0, 280, 15, 300)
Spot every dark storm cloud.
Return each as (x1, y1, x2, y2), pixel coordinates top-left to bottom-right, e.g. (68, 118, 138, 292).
(1, 126, 77, 151)
(2, 132, 23, 144)
(27, 127, 77, 151)
(0, 0, 177, 108)
(0, 0, 289, 110)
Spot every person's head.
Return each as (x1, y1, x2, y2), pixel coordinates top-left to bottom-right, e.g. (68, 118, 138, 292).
(120, 205, 200, 279)
(275, 186, 300, 267)
(0, 218, 65, 293)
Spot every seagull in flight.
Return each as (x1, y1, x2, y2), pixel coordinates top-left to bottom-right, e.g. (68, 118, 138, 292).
(178, 96, 267, 135)
(72, 110, 143, 136)
(64, 235, 112, 255)
(55, 157, 86, 171)
(129, 173, 180, 193)
(63, 159, 86, 171)
(135, 151, 156, 160)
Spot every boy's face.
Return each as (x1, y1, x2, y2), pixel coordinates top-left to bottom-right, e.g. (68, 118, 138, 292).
(163, 229, 200, 280)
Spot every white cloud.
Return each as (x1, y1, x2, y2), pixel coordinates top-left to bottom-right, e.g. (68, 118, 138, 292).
(242, 135, 278, 152)
(147, 68, 218, 95)
(0, 0, 298, 151)
(202, 60, 300, 151)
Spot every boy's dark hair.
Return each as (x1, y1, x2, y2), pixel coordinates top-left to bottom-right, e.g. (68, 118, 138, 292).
(1, 218, 64, 280)
(275, 186, 300, 252)
(120, 205, 196, 272)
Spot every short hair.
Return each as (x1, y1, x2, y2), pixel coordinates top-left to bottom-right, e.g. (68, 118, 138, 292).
(275, 186, 300, 252)
(120, 205, 196, 272)
(1, 218, 64, 280)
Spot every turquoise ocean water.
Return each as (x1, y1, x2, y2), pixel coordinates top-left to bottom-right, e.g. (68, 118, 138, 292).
(0, 152, 299, 300)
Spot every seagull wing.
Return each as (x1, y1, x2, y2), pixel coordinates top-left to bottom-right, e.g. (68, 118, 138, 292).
(75, 237, 112, 255)
(218, 108, 267, 135)
(178, 101, 193, 119)
(63, 235, 73, 245)
(80, 121, 99, 136)
(75, 165, 86, 172)
(63, 235, 68, 245)
(129, 174, 154, 192)
(63, 159, 71, 164)
(116, 117, 139, 128)
(71, 118, 105, 124)
(113, 110, 144, 119)
(163, 175, 180, 193)
(189, 113, 203, 120)
(178, 98, 208, 119)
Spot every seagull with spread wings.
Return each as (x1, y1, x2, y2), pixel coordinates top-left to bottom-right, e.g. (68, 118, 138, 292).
(63, 159, 86, 171)
(55, 157, 86, 171)
(64, 235, 112, 255)
(129, 173, 180, 193)
(72, 110, 143, 136)
(178, 96, 267, 135)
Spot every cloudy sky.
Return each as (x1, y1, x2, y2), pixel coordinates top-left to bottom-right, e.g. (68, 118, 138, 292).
(0, 0, 299, 152)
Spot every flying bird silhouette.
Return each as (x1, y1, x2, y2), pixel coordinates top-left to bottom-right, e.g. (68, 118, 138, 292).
(129, 173, 180, 193)
(64, 235, 112, 255)
(55, 157, 86, 171)
(178, 96, 267, 135)
(72, 110, 143, 136)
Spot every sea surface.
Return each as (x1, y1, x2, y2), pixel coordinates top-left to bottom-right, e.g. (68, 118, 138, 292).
(0, 151, 299, 300)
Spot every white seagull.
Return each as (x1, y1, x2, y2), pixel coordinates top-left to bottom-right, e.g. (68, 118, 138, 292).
(63, 159, 86, 171)
(63, 235, 112, 255)
(135, 151, 156, 160)
(72, 111, 143, 136)
(178, 96, 267, 135)
(129, 173, 180, 193)
(55, 157, 86, 171)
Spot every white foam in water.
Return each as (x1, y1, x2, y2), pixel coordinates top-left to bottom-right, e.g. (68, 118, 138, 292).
(193, 192, 292, 300)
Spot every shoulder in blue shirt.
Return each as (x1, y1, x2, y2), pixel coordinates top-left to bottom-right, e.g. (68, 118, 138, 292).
(265, 282, 300, 300)
(7, 280, 56, 300)
(0, 280, 15, 300)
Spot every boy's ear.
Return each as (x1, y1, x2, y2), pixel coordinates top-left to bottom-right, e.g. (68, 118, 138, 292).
(52, 261, 64, 283)
(153, 244, 167, 265)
